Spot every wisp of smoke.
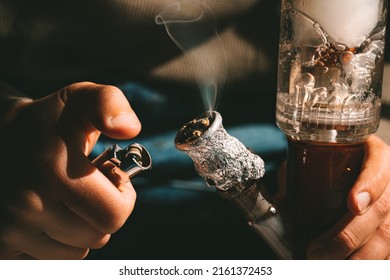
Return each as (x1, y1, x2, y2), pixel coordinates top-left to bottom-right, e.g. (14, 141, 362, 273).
(156, 0, 227, 115)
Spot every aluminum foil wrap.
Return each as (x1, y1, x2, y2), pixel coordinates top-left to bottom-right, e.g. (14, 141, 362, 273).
(175, 111, 265, 191)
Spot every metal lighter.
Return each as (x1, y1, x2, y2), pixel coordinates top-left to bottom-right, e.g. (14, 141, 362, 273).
(92, 143, 152, 179)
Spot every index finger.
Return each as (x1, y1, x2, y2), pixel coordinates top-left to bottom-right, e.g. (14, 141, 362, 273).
(56, 152, 137, 234)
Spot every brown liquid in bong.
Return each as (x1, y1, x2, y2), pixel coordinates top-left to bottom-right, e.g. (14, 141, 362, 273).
(285, 139, 365, 259)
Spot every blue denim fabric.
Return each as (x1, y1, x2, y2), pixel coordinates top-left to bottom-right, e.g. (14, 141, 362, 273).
(87, 83, 287, 260)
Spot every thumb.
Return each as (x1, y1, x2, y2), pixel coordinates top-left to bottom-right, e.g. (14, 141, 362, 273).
(347, 135, 390, 215)
(59, 82, 141, 140)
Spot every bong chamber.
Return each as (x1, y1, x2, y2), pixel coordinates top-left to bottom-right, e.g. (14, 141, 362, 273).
(276, 0, 387, 258)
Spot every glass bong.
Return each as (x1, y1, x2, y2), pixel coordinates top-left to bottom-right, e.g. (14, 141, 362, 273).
(276, 0, 387, 259)
(175, 0, 387, 260)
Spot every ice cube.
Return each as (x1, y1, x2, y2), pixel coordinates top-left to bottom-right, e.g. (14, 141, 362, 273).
(292, 0, 381, 48)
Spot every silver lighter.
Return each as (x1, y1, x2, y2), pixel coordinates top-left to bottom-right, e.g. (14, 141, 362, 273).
(92, 143, 152, 179)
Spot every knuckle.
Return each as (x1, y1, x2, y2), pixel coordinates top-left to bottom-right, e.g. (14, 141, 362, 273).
(337, 227, 360, 252)
(58, 87, 70, 105)
(371, 172, 387, 188)
(99, 202, 132, 233)
(98, 189, 136, 233)
(98, 85, 124, 100)
(378, 216, 390, 242)
(24, 191, 45, 214)
(371, 195, 390, 219)
(5, 190, 44, 216)
(88, 233, 111, 249)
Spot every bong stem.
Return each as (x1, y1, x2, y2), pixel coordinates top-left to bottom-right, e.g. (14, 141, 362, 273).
(218, 179, 292, 260)
(175, 111, 292, 259)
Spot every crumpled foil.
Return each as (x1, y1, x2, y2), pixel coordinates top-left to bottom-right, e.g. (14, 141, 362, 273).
(175, 111, 265, 191)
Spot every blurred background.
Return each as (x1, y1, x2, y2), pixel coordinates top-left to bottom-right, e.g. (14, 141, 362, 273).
(0, 0, 389, 260)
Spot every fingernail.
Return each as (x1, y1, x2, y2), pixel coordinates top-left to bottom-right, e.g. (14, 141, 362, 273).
(357, 192, 371, 212)
(110, 112, 139, 127)
(308, 248, 328, 260)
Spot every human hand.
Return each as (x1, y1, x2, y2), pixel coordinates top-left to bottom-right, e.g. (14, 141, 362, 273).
(307, 135, 390, 259)
(0, 82, 141, 259)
